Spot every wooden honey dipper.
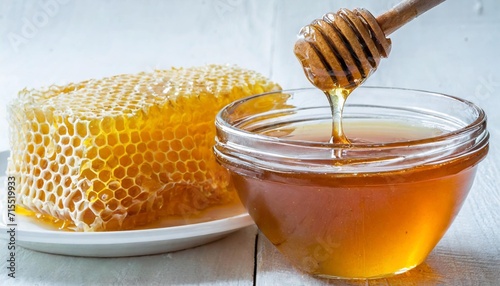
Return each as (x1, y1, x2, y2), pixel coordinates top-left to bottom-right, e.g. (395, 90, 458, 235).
(294, 0, 446, 91)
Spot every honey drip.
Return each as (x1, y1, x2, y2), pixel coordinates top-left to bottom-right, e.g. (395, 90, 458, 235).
(325, 88, 351, 145)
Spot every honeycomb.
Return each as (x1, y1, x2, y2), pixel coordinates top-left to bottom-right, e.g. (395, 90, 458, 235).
(7, 65, 280, 231)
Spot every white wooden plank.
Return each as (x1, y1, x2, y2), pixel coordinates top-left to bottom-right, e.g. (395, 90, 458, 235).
(0, 226, 258, 286)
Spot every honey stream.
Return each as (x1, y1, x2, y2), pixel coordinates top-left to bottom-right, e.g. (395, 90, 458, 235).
(324, 88, 353, 159)
(325, 88, 351, 145)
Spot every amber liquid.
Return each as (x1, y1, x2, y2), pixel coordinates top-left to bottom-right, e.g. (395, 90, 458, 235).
(325, 88, 351, 145)
(231, 121, 485, 278)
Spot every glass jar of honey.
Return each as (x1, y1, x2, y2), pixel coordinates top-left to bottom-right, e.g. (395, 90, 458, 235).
(214, 87, 489, 279)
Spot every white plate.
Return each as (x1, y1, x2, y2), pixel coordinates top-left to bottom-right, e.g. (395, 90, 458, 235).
(0, 151, 254, 257)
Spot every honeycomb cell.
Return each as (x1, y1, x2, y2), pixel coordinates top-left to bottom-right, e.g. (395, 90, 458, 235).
(175, 162, 187, 173)
(91, 200, 105, 213)
(119, 133, 129, 144)
(140, 164, 152, 176)
(115, 188, 128, 200)
(108, 180, 120, 190)
(144, 151, 154, 162)
(119, 156, 133, 168)
(132, 154, 142, 165)
(53, 174, 62, 185)
(126, 165, 139, 178)
(89, 120, 100, 136)
(76, 121, 88, 137)
(48, 193, 56, 204)
(114, 145, 126, 157)
(60, 165, 69, 175)
(181, 137, 195, 150)
(115, 117, 125, 132)
(64, 177, 72, 188)
(61, 136, 70, 145)
(34, 133, 43, 144)
(64, 146, 74, 157)
(58, 125, 67, 135)
(200, 158, 210, 168)
(170, 140, 183, 152)
(147, 141, 157, 151)
(40, 123, 50, 134)
(100, 117, 113, 134)
(99, 189, 113, 202)
(182, 172, 192, 182)
(32, 155, 39, 166)
(99, 146, 113, 160)
(186, 160, 198, 172)
(93, 181, 106, 194)
(7, 65, 280, 231)
(56, 185, 63, 197)
(107, 134, 118, 146)
(129, 186, 141, 198)
(94, 134, 106, 147)
(81, 168, 97, 180)
(37, 189, 46, 201)
(130, 131, 141, 143)
(87, 146, 98, 158)
(108, 199, 119, 211)
(136, 192, 148, 202)
(113, 167, 126, 180)
(125, 144, 136, 154)
(99, 170, 112, 183)
(150, 161, 160, 172)
(137, 142, 147, 153)
(171, 172, 182, 182)
(167, 150, 179, 162)
(87, 190, 98, 201)
(154, 152, 166, 163)
(179, 150, 190, 162)
(121, 197, 133, 208)
(57, 198, 64, 209)
(91, 158, 105, 170)
(36, 178, 44, 189)
(72, 137, 81, 147)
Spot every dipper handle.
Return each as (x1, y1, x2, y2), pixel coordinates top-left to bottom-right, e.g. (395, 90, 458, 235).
(378, 0, 446, 36)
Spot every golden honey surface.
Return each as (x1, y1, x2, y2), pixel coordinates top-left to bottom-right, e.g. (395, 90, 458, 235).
(230, 122, 486, 278)
(8, 65, 280, 231)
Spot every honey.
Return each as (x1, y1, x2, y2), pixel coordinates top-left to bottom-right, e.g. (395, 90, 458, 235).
(214, 87, 489, 279)
(324, 88, 351, 145)
(231, 120, 485, 278)
(15, 197, 247, 231)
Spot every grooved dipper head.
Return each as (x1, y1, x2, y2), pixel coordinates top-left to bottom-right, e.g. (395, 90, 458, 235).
(294, 8, 392, 91)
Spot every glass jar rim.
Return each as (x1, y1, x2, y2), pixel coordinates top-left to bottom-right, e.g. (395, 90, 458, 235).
(216, 86, 487, 149)
(214, 86, 489, 174)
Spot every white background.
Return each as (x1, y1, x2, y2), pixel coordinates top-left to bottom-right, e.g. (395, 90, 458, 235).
(0, 0, 499, 151)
